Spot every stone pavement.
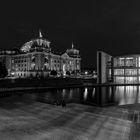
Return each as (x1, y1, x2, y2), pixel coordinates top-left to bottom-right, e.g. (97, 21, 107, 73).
(0, 101, 139, 140)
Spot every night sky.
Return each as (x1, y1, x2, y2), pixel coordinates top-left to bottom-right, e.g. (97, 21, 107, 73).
(0, 0, 140, 68)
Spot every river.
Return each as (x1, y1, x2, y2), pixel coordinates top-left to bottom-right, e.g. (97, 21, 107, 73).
(2, 86, 139, 107)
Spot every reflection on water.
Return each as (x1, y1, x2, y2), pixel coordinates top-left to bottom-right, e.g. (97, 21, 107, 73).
(84, 88, 88, 100)
(115, 86, 139, 105)
(4, 86, 140, 106)
(23, 87, 98, 105)
(92, 88, 95, 97)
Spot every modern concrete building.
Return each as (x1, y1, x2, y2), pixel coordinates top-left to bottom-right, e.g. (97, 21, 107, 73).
(97, 51, 112, 84)
(0, 31, 81, 78)
(97, 51, 140, 84)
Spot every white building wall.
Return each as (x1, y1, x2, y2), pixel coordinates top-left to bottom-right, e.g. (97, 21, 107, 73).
(0, 49, 81, 78)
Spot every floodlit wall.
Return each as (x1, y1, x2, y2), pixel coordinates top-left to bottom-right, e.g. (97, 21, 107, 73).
(0, 51, 81, 78)
(97, 51, 112, 84)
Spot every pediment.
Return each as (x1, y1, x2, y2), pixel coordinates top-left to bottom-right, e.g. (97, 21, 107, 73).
(61, 53, 69, 58)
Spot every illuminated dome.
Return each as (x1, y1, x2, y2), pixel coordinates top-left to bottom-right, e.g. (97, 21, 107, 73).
(20, 30, 51, 53)
(66, 43, 80, 57)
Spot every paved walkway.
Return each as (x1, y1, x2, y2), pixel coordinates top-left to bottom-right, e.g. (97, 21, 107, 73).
(0, 100, 139, 140)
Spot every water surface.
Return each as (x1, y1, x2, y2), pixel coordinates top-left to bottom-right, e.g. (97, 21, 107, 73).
(1, 86, 140, 106)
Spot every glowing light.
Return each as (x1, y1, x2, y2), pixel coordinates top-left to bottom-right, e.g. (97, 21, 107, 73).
(11, 72, 15, 76)
(125, 57, 133, 59)
(119, 57, 133, 60)
(85, 71, 88, 75)
(72, 42, 74, 49)
(39, 29, 43, 38)
(63, 64, 66, 76)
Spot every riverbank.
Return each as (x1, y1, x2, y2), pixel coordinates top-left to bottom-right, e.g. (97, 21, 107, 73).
(0, 77, 83, 88)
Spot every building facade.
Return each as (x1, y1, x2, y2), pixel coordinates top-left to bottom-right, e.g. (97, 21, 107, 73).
(97, 51, 112, 83)
(97, 51, 140, 84)
(0, 32, 81, 78)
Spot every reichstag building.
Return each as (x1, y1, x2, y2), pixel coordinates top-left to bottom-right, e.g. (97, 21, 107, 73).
(0, 31, 81, 78)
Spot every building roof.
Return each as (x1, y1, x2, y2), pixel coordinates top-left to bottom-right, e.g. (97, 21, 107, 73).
(0, 50, 17, 55)
(114, 54, 140, 58)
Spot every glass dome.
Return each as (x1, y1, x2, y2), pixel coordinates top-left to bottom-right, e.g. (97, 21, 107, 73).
(20, 31, 51, 53)
(20, 38, 51, 53)
(66, 43, 80, 57)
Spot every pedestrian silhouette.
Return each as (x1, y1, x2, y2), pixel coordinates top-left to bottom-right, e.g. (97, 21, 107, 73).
(61, 99, 66, 108)
(56, 100, 60, 106)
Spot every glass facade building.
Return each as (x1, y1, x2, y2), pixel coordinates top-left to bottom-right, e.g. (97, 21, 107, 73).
(113, 56, 139, 84)
(97, 51, 140, 84)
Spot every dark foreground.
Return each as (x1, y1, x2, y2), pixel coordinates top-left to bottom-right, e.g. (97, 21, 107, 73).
(0, 97, 139, 140)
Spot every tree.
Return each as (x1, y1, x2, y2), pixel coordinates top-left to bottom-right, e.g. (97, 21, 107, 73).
(0, 62, 8, 78)
(66, 71, 70, 75)
(71, 70, 76, 75)
(50, 70, 57, 76)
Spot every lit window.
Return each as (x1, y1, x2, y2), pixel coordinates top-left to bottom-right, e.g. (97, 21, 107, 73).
(125, 69, 137, 75)
(115, 77, 124, 83)
(114, 69, 124, 75)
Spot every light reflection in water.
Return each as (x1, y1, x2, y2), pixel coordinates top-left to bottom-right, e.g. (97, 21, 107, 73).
(62, 89, 66, 98)
(19, 86, 140, 106)
(69, 89, 73, 99)
(109, 87, 112, 99)
(84, 88, 88, 100)
(92, 88, 95, 97)
(115, 86, 125, 105)
(115, 86, 138, 105)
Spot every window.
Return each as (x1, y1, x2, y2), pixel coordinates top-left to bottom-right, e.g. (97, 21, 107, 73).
(139, 57, 140, 67)
(119, 58, 124, 66)
(125, 58, 134, 67)
(114, 69, 124, 75)
(125, 69, 137, 75)
(125, 77, 137, 84)
(11, 60, 14, 63)
(113, 58, 118, 67)
(115, 77, 124, 83)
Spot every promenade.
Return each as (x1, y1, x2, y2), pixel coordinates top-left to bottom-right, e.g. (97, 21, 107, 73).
(0, 97, 139, 140)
